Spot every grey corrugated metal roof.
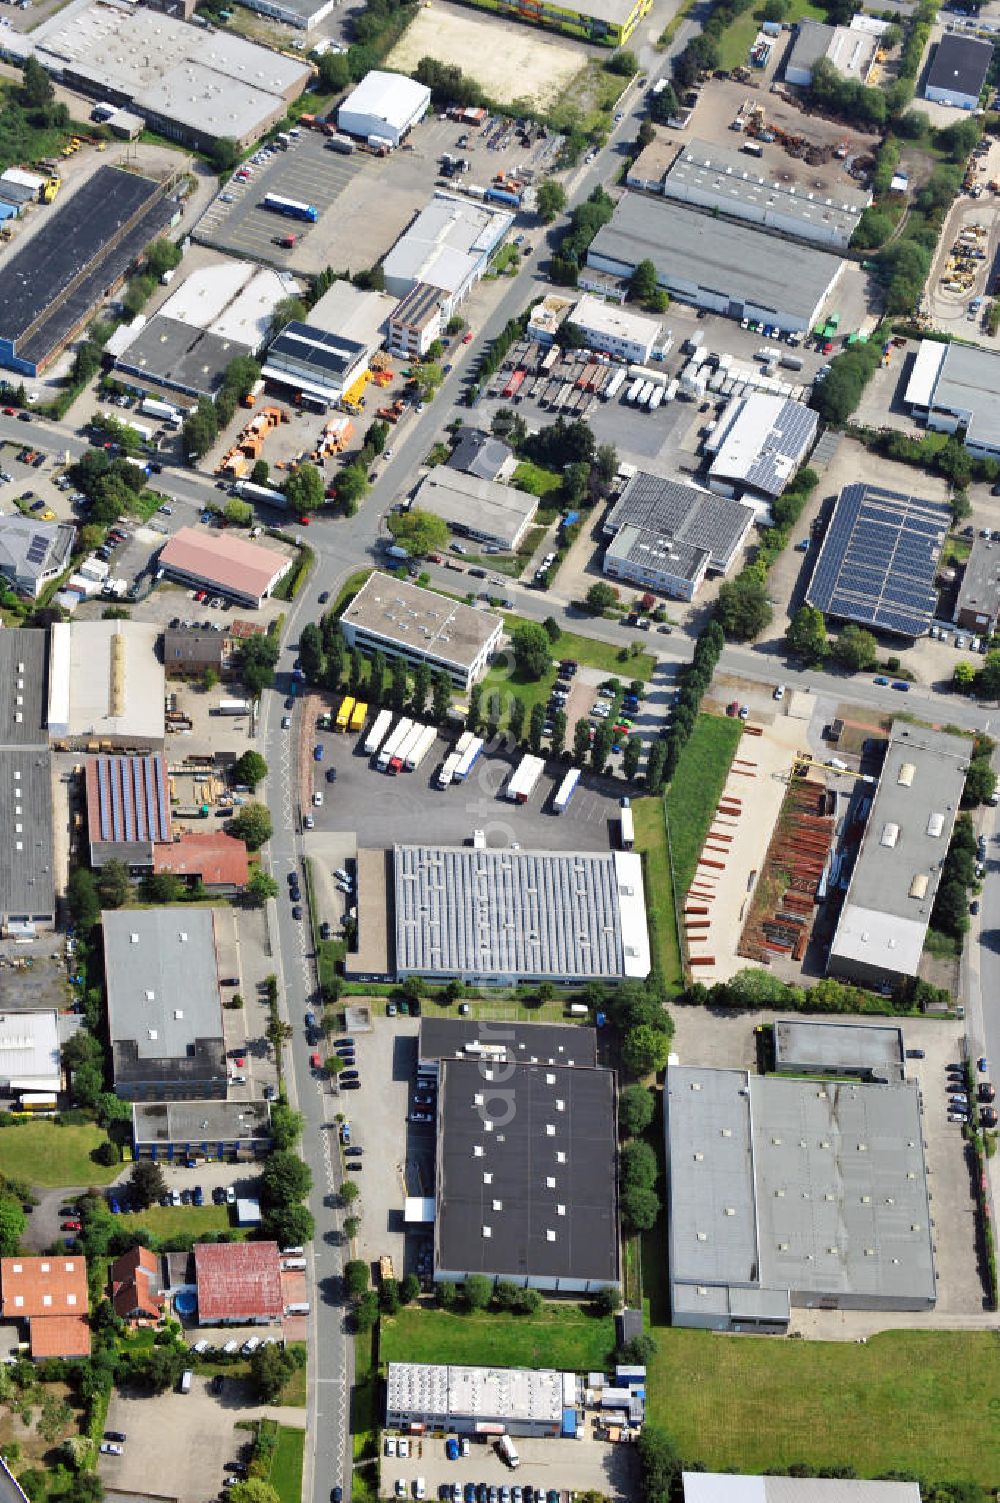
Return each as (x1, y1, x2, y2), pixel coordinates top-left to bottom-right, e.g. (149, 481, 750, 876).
(394, 844, 629, 981)
(604, 471, 754, 571)
(932, 342, 1000, 451)
(926, 31, 992, 95)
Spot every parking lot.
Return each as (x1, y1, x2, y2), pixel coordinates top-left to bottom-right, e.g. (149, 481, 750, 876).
(380, 1426, 636, 1503)
(194, 112, 541, 279)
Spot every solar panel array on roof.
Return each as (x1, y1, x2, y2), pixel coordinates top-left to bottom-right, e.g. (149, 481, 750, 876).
(806, 483, 949, 637)
(94, 755, 171, 845)
(268, 320, 365, 379)
(727, 401, 819, 496)
(24, 534, 50, 566)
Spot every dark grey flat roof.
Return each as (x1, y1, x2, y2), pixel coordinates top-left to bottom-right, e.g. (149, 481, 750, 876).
(926, 31, 992, 95)
(132, 1100, 271, 1146)
(116, 316, 253, 399)
(957, 533, 1000, 623)
(419, 1018, 597, 1069)
(435, 1057, 619, 1284)
(0, 168, 167, 360)
(0, 630, 47, 746)
(0, 748, 54, 922)
(604, 472, 753, 572)
(773, 1019, 905, 1077)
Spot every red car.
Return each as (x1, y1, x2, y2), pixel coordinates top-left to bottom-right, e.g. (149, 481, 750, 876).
(310, 1052, 323, 1070)
(462, 331, 473, 344)
(822, 340, 834, 355)
(62, 1220, 81, 1232)
(2, 407, 14, 416)
(299, 515, 310, 526)
(428, 553, 441, 564)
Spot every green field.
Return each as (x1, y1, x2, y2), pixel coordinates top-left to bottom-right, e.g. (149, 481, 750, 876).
(665, 713, 742, 897)
(0, 1121, 119, 1188)
(513, 461, 563, 498)
(632, 796, 682, 988)
(646, 1327, 1000, 1486)
(112, 1203, 237, 1238)
(269, 1425, 305, 1503)
(716, 0, 826, 69)
(381, 1305, 615, 1371)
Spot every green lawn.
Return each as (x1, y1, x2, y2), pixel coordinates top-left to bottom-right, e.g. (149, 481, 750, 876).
(646, 1327, 1000, 1486)
(716, 0, 826, 69)
(280, 1344, 308, 1407)
(632, 796, 682, 988)
(513, 461, 563, 499)
(665, 713, 743, 898)
(112, 1204, 237, 1238)
(381, 1305, 615, 1371)
(269, 1425, 305, 1503)
(0, 1121, 119, 1188)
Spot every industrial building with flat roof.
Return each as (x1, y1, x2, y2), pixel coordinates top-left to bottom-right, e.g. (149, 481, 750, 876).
(338, 70, 431, 147)
(661, 138, 871, 250)
(602, 471, 754, 600)
(684, 1477, 921, 1503)
(385, 1363, 571, 1437)
(924, 31, 992, 109)
(262, 281, 395, 406)
(626, 134, 677, 193)
(806, 482, 950, 638)
(114, 260, 296, 401)
(412, 469, 538, 552)
(383, 194, 515, 314)
(0, 517, 75, 599)
(954, 531, 1000, 635)
(340, 572, 502, 691)
(784, 19, 879, 87)
(567, 293, 662, 364)
(102, 908, 227, 1100)
(47, 619, 165, 748)
(394, 845, 650, 985)
(585, 195, 843, 334)
(0, 632, 55, 937)
(772, 1019, 905, 1081)
(0, 167, 171, 377)
(12, 0, 311, 151)
(665, 1064, 936, 1330)
(132, 1100, 272, 1160)
(85, 753, 172, 869)
(706, 393, 819, 503)
(827, 721, 969, 988)
(158, 527, 290, 607)
(903, 339, 1000, 462)
(233, 0, 335, 32)
(435, 1054, 620, 1291)
(0, 1011, 62, 1094)
(453, 0, 652, 46)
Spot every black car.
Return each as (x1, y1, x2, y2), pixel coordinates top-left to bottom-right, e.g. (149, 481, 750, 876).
(346, 1161, 363, 1172)
(212, 1186, 227, 1204)
(289, 886, 301, 903)
(341, 1079, 361, 1090)
(319, 592, 330, 605)
(104, 1432, 127, 1444)
(326, 768, 337, 784)
(344, 1146, 363, 1156)
(285, 696, 295, 710)
(468, 567, 486, 579)
(292, 905, 303, 920)
(340, 1069, 359, 1081)
(331, 1491, 342, 1503)
(319, 921, 332, 940)
(287, 871, 298, 885)
(477, 1487, 488, 1503)
(335, 1038, 354, 1049)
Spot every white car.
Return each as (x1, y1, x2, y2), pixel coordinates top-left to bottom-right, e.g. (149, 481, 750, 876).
(414, 1481, 426, 1500)
(100, 1443, 123, 1457)
(313, 791, 324, 806)
(398, 1439, 409, 1459)
(773, 684, 785, 701)
(303, 814, 315, 829)
(395, 1484, 407, 1499)
(385, 1439, 397, 1458)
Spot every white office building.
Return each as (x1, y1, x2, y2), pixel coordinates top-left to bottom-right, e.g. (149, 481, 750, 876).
(567, 294, 661, 363)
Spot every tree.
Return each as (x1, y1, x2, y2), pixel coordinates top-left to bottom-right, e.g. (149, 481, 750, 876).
(245, 868, 279, 907)
(268, 1105, 304, 1154)
(536, 179, 568, 224)
(954, 660, 976, 690)
(511, 622, 551, 680)
(128, 1159, 166, 1210)
(832, 624, 877, 673)
(932, 881, 970, 940)
(260, 1150, 312, 1208)
(964, 756, 996, 806)
(144, 238, 182, 279)
(410, 362, 444, 401)
(648, 80, 679, 123)
(525, 701, 544, 754)
(284, 463, 325, 513)
(622, 737, 642, 783)
(97, 859, 131, 909)
(411, 661, 432, 718)
(390, 655, 408, 713)
(608, 46, 638, 73)
(509, 697, 526, 744)
(230, 802, 272, 851)
(317, 47, 351, 88)
(463, 1274, 492, 1310)
(637, 1425, 680, 1503)
(233, 750, 268, 789)
(629, 258, 659, 305)
(224, 498, 253, 527)
(249, 1343, 305, 1403)
(238, 632, 279, 697)
(22, 55, 54, 107)
(344, 1215, 360, 1240)
(621, 1024, 670, 1077)
(586, 582, 617, 614)
(542, 616, 562, 645)
(591, 722, 613, 774)
(620, 1139, 658, 1190)
(365, 421, 389, 455)
(344, 1259, 369, 1297)
(388, 508, 449, 557)
(210, 137, 240, 174)
(182, 397, 218, 461)
(334, 463, 368, 512)
(379, 1277, 401, 1316)
(467, 683, 483, 733)
(431, 670, 451, 723)
(353, 1290, 379, 1332)
(67, 868, 100, 934)
(264, 1202, 315, 1247)
(400, 1272, 421, 1304)
(620, 1182, 660, 1232)
(573, 717, 591, 765)
(142, 870, 184, 904)
(715, 574, 772, 641)
(0, 1198, 26, 1257)
(551, 709, 567, 758)
(619, 1084, 654, 1137)
(250, 459, 269, 485)
(785, 604, 828, 664)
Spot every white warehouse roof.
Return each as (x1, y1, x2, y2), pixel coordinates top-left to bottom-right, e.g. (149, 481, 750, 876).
(338, 70, 430, 133)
